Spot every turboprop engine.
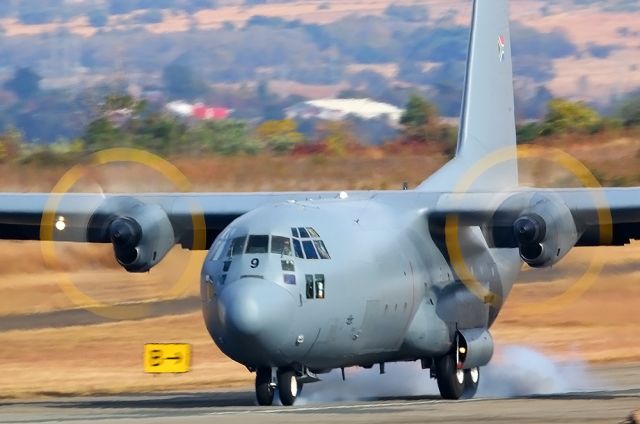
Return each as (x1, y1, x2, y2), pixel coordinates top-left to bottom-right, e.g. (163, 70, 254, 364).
(490, 193, 579, 268)
(88, 197, 175, 273)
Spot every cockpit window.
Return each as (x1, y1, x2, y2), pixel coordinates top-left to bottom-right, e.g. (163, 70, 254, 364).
(229, 236, 247, 256)
(210, 238, 228, 261)
(246, 235, 269, 254)
(293, 239, 304, 258)
(302, 240, 318, 259)
(314, 240, 331, 259)
(289, 227, 331, 260)
(271, 236, 293, 256)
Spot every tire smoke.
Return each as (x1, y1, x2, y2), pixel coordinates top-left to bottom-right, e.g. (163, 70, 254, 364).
(478, 345, 605, 397)
(298, 345, 606, 404)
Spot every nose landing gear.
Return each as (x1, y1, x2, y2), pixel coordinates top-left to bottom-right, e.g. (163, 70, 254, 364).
(255, 367, 304, 406)
(255, 367, 275, 406)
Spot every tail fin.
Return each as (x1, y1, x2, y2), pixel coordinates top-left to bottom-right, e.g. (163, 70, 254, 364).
(418, 0, 517, 192)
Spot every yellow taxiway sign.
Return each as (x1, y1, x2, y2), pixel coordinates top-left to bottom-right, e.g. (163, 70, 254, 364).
(143, 344, 191, 374)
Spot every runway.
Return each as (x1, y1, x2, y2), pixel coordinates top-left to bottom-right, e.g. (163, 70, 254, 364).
(1, 363, 639, 423)
(1, 388, 639, 424)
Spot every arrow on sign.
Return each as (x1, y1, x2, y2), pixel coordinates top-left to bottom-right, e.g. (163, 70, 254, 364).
(165, 354, 182, 363)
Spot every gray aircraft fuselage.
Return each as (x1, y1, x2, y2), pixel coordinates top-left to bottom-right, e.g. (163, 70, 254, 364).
(201, 192, 522, 372)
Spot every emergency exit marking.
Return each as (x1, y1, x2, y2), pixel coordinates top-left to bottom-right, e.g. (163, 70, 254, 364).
(144, 344, 191, 374)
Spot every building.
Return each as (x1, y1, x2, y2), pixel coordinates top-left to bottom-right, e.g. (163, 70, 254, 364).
(166, 101, 232, 121)
(285, 98, 403, 126)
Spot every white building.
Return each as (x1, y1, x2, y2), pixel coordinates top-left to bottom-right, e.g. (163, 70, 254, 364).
(286, 98, 403, 126)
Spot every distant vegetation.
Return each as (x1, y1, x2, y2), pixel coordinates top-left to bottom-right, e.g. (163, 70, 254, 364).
(1, 89, 639, 168)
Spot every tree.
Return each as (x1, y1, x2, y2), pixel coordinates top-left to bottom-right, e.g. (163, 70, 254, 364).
(84, 117, 121, 150)
(187, 120, 258, 155)
(318, 121, 356, 155)
(4, 67, 41, 100)
(400, 94, 440, 143)
(0, 127, 23, 162)
(101, 93, 146, 115)
(542, 99, 602, 135)
(619, 92, 640, 127)
(255, 119, 304, 153)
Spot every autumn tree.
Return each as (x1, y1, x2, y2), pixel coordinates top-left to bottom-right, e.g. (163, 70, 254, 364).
(255, 119, 304, 153)
(0, 127, 23, 162)
(318, 121, 357, 155)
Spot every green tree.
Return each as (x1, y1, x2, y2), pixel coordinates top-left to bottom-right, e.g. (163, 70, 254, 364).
(133, 114, 187, 154)
(187, 120, 259, 155)
(84, 117, 122, 150)
(619, 92, 640, 127)
(400, 94, 440, 143)
(4, 67, 41, 100)
(84, 94, 146, 150)
(101, 93, 146, 114)
(542, 99, 602, 135)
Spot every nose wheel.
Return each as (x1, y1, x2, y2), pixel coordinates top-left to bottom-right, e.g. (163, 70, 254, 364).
(255, 367, 275, 406)
(255, 367, 303, 406)
(277, 368, 300, 406)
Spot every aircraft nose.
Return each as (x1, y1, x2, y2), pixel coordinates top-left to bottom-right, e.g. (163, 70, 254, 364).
(220, 277, 295, 348)
(225, 283, 264, 336)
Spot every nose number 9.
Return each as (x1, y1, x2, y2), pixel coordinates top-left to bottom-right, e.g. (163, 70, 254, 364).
(250, 258, 260, 269)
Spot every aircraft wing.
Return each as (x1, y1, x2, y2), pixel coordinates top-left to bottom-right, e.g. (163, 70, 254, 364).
(0, 192, 353, 249)
(434, 187, 640, 247)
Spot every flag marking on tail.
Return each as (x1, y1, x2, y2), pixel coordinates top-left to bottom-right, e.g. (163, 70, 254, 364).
(498, 35, 506, 62)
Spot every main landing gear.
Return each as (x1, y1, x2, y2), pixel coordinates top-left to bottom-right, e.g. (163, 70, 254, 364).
(434, 352, 480, 400)
(255, 367, 303, 406)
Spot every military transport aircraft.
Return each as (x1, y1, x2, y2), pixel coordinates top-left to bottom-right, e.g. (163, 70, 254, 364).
(1, 0, 639, 407)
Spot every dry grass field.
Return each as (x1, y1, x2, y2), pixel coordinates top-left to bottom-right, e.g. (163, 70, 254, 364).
(0, 137, 639, 399)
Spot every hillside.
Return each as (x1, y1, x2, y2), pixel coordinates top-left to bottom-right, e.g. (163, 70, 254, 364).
(1, 0, 638, 103)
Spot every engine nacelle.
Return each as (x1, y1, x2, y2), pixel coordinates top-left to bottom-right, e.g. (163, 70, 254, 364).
(490, 193, 579, 268)
(89, 197, 175, 273)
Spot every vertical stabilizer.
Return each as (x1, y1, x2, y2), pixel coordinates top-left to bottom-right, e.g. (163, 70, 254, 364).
(418, 0, 517, 192)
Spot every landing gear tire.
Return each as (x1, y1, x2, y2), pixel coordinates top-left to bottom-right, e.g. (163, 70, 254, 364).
(277, 368, 299, 406)
(435, 353, 465, 400)
(463, 367, 480, 399)
(255, 367, 274, 406)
